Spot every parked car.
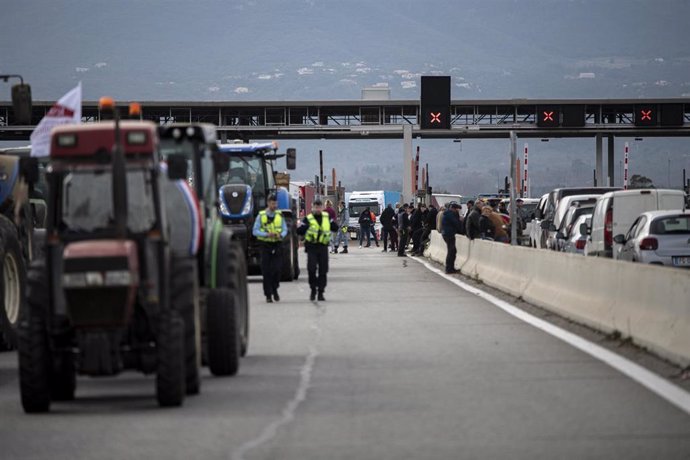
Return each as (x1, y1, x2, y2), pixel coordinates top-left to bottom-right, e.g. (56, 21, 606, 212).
(615, 210, 690, 267)
(553, 199, 597, 251)
(563, 214, 592, 255)
(537, 187, 620, 249)
(529, 193, 549, 248)
(585, 189, 687, 259)
(547, 194, 601, 250)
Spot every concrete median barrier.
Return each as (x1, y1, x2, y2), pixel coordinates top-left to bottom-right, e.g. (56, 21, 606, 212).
(425, 231, 690, 367)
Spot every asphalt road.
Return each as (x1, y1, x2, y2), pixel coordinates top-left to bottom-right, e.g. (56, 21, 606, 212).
(0, 247, 689, 460)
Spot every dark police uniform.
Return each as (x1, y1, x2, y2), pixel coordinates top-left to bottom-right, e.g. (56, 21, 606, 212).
(297, 212, 336, 301)
(252, 208, 287, 302)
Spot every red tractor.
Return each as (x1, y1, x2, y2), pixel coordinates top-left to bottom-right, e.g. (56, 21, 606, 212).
(17, 99, 197, 412)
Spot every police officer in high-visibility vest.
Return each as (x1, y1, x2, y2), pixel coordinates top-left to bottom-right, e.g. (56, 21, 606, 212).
(252, 193, 288, 303)
(297, 199, 337, 301)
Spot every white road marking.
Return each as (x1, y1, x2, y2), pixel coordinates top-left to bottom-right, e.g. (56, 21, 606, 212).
(230, 304, 325, 460)
(410, 256, 690, 416)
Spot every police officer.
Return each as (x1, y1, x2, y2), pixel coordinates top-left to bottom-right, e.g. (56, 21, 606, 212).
(252, 193, 288, 303)
(297, 199, 337, 301)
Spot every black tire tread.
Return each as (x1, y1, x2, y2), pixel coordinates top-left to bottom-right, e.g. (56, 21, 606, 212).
(156, 312, 185, 407)
(218, 240, 249, 358)
(0, 215, 27, 349)
(18, 260, 51, 413)
(206, 288, 240, 376)
(171, 257, 201, 395)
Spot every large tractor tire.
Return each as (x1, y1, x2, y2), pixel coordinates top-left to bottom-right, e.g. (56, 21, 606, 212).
(50, 351, 76, 402)
(280, 231, 296, 282)
(156, 311, 185, 407)
(216, 237, 249, 358)
(18, 260, 51, 413)
(206, 288, 240, 376)
(292, 231, 300, 280)
(172, 257, 201, 396)
(0, 216, 27, 349)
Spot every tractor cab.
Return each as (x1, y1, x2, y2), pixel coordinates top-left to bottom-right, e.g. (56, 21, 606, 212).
(215, 141, 299, 278)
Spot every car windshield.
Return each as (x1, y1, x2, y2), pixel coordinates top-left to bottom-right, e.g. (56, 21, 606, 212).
(217, 156, 264, 188)
(350, 203, 380, 218)
(159, 137, 194, 183)
(650, 216, 690, 235)
(61, 167, 156, 233)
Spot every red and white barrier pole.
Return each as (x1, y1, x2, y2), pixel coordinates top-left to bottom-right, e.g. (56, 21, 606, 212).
(415, 146, 420, 197)
(523, 143, 529, 198)
(624, 142, 629, 190)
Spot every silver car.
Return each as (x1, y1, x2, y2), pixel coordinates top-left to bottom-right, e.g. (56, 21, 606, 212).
(562, 214, 591, 255)
(615, 210, 690, 267)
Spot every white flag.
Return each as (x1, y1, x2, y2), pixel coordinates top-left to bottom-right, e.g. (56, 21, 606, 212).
(30, 82, 82, 157)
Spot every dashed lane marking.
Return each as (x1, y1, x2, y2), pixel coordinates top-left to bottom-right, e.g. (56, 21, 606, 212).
(410, 255, 690, 416)
(230, 303, 326, 460)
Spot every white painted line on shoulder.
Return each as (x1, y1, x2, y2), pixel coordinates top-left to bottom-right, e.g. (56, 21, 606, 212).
(410, 256, 690, 416)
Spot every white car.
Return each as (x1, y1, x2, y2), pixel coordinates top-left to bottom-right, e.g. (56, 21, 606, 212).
(615, 210, 690, 267)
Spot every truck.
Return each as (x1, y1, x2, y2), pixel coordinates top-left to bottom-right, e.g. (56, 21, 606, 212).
(17, 100, 200, 411)
(216, 141, 300, 281)
(347, 190, 401, 240)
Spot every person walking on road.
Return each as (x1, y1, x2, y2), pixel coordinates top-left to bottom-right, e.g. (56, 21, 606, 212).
(441, 202, 464, 274)
(333, 200, 350, 254)
(397, 203, 411, 257)
(297, 199, 337, 301)
(369, 209, 380, 247)
(325, 199, 337, 254)
(380, 204, 395, 252)
(252, 193, 288, 303)
(358, 207, 372, 248)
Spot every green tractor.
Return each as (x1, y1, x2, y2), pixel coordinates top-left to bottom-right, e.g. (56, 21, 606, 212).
(158, 124, 249, 376)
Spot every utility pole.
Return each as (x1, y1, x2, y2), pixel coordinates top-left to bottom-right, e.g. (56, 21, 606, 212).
(510, 131, 517, 245)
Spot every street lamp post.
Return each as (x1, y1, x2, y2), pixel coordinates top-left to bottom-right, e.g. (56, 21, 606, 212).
(0, 74, 32, 125)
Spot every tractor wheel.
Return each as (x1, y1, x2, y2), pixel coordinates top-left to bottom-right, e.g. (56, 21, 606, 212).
(156, 311, 185, 407)
(217, 239, 249, 358)
(50, 351, 76, 401)
(18, 260, 51, 413)
(280, 231, 296, 282)
(172, 257, 201, 396)
(206, 288, 240, 376)
(292, 230, 300, 280)
(0, 216, 27, 349)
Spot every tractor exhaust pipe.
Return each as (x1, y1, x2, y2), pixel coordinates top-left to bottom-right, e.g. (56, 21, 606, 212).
(100, 97, 128, 238)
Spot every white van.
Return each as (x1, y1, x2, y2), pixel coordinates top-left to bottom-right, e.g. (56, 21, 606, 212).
(584, 189, 687, 258)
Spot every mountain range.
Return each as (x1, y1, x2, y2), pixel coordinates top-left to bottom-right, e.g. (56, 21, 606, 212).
(1, 0, 689, 194)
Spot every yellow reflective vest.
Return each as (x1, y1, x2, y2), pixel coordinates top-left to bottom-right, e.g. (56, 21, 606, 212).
(305, 213, 331, 245)
(257, 210, 283, 243)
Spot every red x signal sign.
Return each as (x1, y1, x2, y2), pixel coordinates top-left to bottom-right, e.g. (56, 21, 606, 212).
(536, 106, 560, 127)
(635, 105, 657, 126)
(430, 112, 441, 123)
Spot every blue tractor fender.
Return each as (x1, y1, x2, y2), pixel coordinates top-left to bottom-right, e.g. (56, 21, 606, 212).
(0, 156, 20, 209)
(276, 187, 292, 215)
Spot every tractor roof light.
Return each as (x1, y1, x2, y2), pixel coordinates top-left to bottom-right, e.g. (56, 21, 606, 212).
(99, 96, 115, 111)
(128, 102, 141, 119)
